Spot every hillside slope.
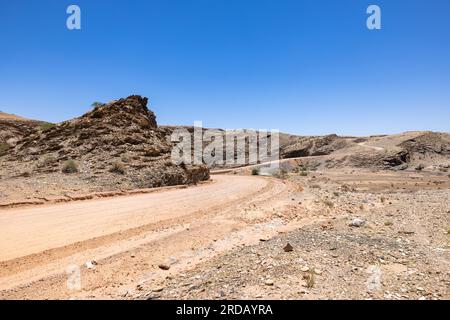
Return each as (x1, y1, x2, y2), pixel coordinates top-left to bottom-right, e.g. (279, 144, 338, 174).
(0, 96, 209, 202)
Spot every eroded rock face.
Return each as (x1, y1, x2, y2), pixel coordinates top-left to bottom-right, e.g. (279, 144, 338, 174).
(399, 132, 450, 155)
(346, 149, 411, 169)
(281, 134, 348, 159)
(0, 95, 209, 189)
(0, 113, 44, 150)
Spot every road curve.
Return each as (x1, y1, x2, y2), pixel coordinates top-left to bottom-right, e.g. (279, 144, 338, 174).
(0, 175, 270, 262)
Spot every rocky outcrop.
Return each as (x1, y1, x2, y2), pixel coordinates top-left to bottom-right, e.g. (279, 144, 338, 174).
(399, 132, 450, 156)
(346, 149, 411, 169)
(281, 134, 348, 159)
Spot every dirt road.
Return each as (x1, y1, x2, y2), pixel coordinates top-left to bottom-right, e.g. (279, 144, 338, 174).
(0, 174, 301, 299)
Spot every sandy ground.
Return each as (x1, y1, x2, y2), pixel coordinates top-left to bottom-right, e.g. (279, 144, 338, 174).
(0, 174, 304, 299)
(0, 167, 448, 300)
(148, 169, 450, 300)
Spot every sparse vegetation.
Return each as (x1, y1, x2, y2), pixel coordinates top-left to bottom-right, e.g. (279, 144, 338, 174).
(0, 142, 11, 153)
(38, 155, 56, 168)
(39, 122, 56, 132)
(251, 168, 260, 176)
(273, 169, 288, 179)
(62, 159, 79, 174)
(21, 171, 31, 177)
(299, 170, 308, 176)
(380, 196, 386, 203)
(303, 270, 315, 288)
(91, 101, 105, 109)
(333, 191, 339, 197)
(310, 184, 321, 189)
(323, 199, 334, 208)
(384, 221, 393, 226)
(110, 161, 126, 175)
(415, 164, 425, 171)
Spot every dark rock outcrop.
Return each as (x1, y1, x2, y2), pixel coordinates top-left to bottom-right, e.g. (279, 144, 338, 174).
(281, 134, 348, 159)
(399, 132, 450, 156)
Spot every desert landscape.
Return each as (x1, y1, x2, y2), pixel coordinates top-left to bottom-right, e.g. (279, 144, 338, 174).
(0, 96, 448, 300)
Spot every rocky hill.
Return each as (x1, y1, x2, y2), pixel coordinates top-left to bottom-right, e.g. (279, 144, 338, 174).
(159, 126, 450, 171)
(281, 134, 349, 158)
(0, 112, 45, 151)
(0, 96, 209, 202)
(399, 132, 450, 156)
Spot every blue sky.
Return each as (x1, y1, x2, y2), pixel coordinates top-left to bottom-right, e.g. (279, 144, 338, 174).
(1, 0, 449, 136)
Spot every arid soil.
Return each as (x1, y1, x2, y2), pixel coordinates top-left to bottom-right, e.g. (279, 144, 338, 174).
(0, 167, 448, 300)
(0, 98, 449, 300)
(0, 174, 298, 299)
(150, 169, 449, 300)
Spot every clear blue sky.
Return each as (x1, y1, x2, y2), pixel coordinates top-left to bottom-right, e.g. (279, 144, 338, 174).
(1, 0, 449, 136)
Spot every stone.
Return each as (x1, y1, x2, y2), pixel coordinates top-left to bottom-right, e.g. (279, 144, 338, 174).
(158, 263, 170, 270)
(350, 218, 366, 227)
(152, 286, 164, 293)
(265, 279, 274, 286)
(283, 243, 294, 252)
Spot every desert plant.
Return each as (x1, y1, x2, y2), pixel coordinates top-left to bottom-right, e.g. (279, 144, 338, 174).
(21, 171, 31, 177)
(38, 155, 57, 168)
(303, 270, 315, 288)
(323, 199, 334, 208)
(251, 168, 260, 176)
(0, 143, 11, 153)
(39, 122, 56, 132)
(415, 164, 425, 171)
(384, 221, 393, 226)
(62, 159, 79, 174)
(299, 170, 308, 177)
(273, 169, 288, 179)
(110, 161, 126, 175)
(91, 101, 105, 109)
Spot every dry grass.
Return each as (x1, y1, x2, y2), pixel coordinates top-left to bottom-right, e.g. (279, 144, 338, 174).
(0, 142, 11, 153)
(38, 122, 56, 132)
(110, 161, 126, 175)
(303, 270, 315, 288)
(323, 199, 334, 208)
(62, 159, 79, 174)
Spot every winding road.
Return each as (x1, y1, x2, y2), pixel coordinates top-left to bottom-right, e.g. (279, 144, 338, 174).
(0, 174, 294, 299)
